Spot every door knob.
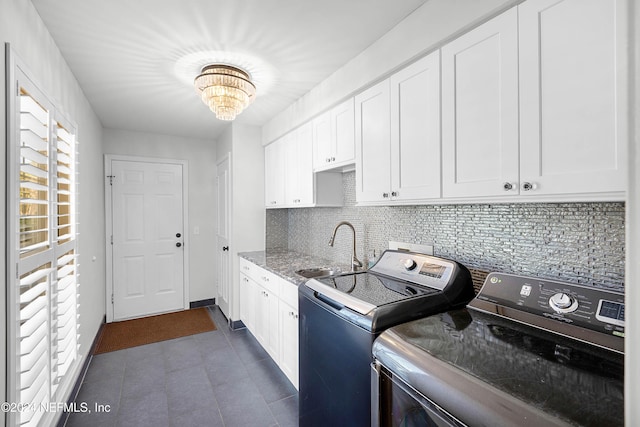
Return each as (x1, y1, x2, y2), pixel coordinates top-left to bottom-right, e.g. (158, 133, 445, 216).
(222, 246, 229, 251)
(176, 242, 182, 247)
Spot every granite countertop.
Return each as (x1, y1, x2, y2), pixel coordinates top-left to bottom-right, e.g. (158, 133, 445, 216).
(238, 249, 352, 286)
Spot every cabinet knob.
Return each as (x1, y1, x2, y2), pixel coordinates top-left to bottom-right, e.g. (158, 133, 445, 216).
(382, 192, 389, 198)
(503, 182, 514, 191)
(331, 157, 336, 161)
(391, 191, 398, 197)
(522, 182, 534, 191)
(326, 158, 331, 163)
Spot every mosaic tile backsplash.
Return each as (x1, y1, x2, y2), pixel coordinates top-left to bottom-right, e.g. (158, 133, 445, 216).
(266, 172, 625, 292)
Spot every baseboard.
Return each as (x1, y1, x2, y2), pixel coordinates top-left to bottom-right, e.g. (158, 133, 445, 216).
(56, 315, 107, 427)
(229, 319, 246, 330)
(190, 298, 216, 309)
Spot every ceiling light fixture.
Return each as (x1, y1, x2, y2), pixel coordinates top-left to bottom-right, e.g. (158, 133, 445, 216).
(194, 64, 256, 121)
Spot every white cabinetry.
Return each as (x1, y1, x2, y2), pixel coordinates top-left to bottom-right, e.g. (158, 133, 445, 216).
(355, 80, 391, 202)
(285, 122, 314, 206)
(264, 137, 285, 206)
(441, 8, 519, 199)
(279, 282, 299, 388)
(442, 2, 626, 200)
(265, 123, 343, 209)
(356, 51, 441, 204)
(518, 0, 627, 196)
(313, 98, 355, 171)
(239, 257, 299, 389)
(390, 52, 441, 201)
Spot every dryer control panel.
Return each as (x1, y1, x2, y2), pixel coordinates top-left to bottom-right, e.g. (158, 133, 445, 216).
(469, 272, 625, 352)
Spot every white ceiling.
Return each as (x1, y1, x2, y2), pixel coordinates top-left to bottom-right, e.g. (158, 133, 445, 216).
(31, 0, 428, 140)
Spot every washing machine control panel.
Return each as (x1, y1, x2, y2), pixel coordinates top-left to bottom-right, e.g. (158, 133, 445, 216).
(472, 273, 625, 340)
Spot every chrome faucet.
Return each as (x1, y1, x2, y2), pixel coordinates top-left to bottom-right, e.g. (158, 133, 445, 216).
(328, 221, 363, 272)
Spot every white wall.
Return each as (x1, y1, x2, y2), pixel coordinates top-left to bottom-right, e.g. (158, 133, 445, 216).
(626, 1, 639, 422)
(1, 1, 105, 425)
(230, 124, 265, 321)
(103, 128, 218, 302)
(262, 0, 521, 144)
(215, 124, 265, 323)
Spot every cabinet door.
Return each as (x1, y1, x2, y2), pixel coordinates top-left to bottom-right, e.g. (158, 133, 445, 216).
(442, 8, 519, 198)
(312, 111, 332, 171)
(255, 284, 269, 347)
(240, 273, 256, 334)
(288, 122, 314, 205)
(265, 290, 280, 364)
(390, 51, 441, 201)
(332, 98, 355, 166)
(519, 0, 627, 196)
(279, 302, 299, 389)
(265, 138, 285, 207)
(355, 80, 391, 203)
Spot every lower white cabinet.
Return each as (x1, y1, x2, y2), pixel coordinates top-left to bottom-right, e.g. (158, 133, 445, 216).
(279, 300, 299, 388)
(239, 257, 299, 389)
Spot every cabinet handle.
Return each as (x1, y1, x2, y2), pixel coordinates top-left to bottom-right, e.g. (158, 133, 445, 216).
(503, 182, 514, 191)
(382, 192, 389, 198)
(522, 182, 534, 191)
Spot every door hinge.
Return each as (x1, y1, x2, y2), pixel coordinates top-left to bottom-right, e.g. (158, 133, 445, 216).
(111, 294, 114, 304)
(106, 175, 115, 185)
(110, 235, 113, 245)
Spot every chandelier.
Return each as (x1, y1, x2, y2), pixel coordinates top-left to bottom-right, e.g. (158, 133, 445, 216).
(194, 64, 256, 121)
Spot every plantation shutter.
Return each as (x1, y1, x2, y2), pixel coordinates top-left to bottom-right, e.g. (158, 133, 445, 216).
(17, 86, 53, 427)
(53, 121, 78, 386)
(8, 50, 80, 427)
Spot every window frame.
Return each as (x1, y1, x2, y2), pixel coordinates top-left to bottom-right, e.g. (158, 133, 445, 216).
(6, 44, 81, 427)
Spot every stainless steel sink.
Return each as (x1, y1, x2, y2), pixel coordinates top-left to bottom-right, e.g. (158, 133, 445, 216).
(296, 267, 341, 279)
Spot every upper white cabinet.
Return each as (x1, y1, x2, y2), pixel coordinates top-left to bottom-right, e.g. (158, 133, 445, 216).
(356, 51, 441, 204)
(441, 8, 519, 199)
(355, 80, 391, 203)
(264, 137, 286, 207)
(313, 98, 356, 171)
(390, 52, 441, 201)
(518, 0, 627, 196)
(442, 1, 626, 200)
(285, 122, 314, 206)
(265, 123, 343, 209)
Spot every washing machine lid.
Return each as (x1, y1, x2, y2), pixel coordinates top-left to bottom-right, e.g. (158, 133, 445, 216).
(305, 271, 439, 315)
(373, 309, 624, 427)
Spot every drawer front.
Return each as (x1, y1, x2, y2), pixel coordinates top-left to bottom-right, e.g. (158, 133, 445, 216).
(239, 258, 257, 281)
(258, 269, 281, 296)
(280, 281, 299, 309)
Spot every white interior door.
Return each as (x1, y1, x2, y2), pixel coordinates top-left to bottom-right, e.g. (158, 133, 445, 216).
(110, 159, 185, 320)
(216, 154, 231, 317)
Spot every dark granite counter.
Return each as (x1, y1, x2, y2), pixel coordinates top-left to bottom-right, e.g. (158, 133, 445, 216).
(238, 249, 351, 286)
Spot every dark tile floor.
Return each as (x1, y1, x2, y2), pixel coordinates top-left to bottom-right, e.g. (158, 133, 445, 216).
(64, 306, 298, 427)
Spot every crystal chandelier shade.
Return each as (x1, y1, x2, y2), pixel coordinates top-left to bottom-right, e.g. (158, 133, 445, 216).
(194, 65, 256, 121)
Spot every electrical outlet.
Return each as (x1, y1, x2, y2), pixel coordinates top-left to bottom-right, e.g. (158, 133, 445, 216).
(388, 241, 434, 255)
